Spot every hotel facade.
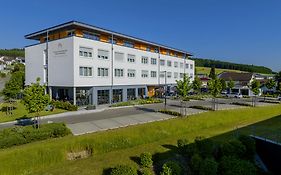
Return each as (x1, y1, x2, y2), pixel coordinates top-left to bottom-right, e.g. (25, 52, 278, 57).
(25, 21, 195, 106)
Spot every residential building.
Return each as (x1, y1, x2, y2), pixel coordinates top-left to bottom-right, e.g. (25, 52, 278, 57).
(25, 21, 195, 106)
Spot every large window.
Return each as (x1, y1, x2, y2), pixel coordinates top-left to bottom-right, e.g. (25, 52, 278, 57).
(127, 69, 136, 77)
(79, 67, 92, 76)
(167, 60, 172, 67)
(98, 68, 109, 77)
(141, 70, 149, 78)
(174, 72, 178, 79)
(180, 73, 184, 78)
(79, 47, 93, 58)
(97, 90, 110, 105)
(174, 62, 178, 68)
(180, 63, 184, 68)
(127, 54, 136, 63)
(151, 58, 157, 65)
(185, 63, 189, 69)
(160, 71, 165, 78)
(160, 60, 165, 66)
(113, 89, 123, 103)
(151, 71, 157, 78)
(138, 88, 146, 98)
(115, 69, 124, 77)
(115, 52, 124, 62)
(127, 88, 136, 100)
(141, 56, 148, 64)
(167, 72, 172, 78)
(190, 64, 194, 69)
(83, 31, 100, 40)
(98, 49, 109, 60)
(124, 40, 134, 48)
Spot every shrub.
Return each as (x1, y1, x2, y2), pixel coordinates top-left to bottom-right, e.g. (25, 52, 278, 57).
(189, 106, 214, 111)
(0, 72, 6, 78)
(51, 100, 78, 111)
(140, 168, 152, 175)
(238, 135, 256, 160)
(190, 154, 202, 174)
(199, 158, 218, 175)
(177, 139, 188, 153)
(160, 161, 183, 175)
(219, 156, 257, 175)
(219, 139, 246, 159)
(195, 137, 215, 158)
(158, 109, 183, 117)
(140, 152, 153, 167)
(231, 102, 252, 107)
(0, 123, 71, 149)
(110, 165, 138, 175)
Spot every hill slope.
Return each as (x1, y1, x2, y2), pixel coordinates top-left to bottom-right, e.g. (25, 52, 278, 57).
(0, 49, 24, 58)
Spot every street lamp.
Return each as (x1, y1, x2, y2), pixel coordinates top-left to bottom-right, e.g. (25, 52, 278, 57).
(164, 71, 167, 109)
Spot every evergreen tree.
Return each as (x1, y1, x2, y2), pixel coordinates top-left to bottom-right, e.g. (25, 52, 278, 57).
(209, 67, 216, 79)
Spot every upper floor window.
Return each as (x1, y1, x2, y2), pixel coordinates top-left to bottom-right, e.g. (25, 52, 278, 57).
(166, 50, 170, 55)
(159, 71, 165, 78)
(127, 69, 136, 77)
(154, 48, 159, 53)
(67, 30, 75, 37)
(190, 64, 194, 69)
(180, 73, 184, 78)
(146, 46, 151, 51)
(174, 72, 178, 78)
(109, 38, 117, 44)
(141, 70, 149, 78)
(151, 58, 157, 65)
(151, 71, 157, 78)
(167, 60, 172, 67)
(124, 40, 134, 48)
(98, 49, 109, 60)
(115, 52, 124, 62)
(174, 62, 178, 68)
(79, 47, 93, 58)
(141, 56, 148, 64)
(79, 67, 92, 77)
(114, 69, 124, 77)
(185, 63, 189, 69)
(127, 54, 136, 63)
(160, 60, 165, 66)
(190, 73, 194, 79)
(83, 31, 100, 41)
(180, 63, 184, 68)
(167, 72, 172, 78)
(98, 68, 109, 77)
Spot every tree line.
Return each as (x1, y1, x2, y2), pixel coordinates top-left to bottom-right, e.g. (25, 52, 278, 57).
(0, 49, 24, 58)
(191, 58, 273, 74)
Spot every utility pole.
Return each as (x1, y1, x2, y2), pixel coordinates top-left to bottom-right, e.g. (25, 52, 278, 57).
(110, 33, 114, 105)
(164, 71, 167, 109)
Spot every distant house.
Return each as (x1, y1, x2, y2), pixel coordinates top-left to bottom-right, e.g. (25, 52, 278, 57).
(218, 72, 260, 96)
(200, 77, 211, 88)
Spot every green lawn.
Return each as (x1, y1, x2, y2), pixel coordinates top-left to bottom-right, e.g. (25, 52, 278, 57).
(0, 105, 281, 175)
(196, 66, 244, 75)
(0, 101, 66, 123)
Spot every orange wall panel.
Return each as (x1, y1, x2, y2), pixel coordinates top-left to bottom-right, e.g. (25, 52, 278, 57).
(75, 29, 83, 37)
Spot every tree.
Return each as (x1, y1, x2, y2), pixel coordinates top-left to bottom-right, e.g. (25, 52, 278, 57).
(227, 79, 235, 93)
(275, 71, 281, 83)
(249, 80, 260, 107)
(176, 74, 192, 115)
(265, 79, 276, 93)
(23, 78, 50, 128)
(220, 79, 227, 91)
(209, 66, 216, 79)
(192, 76, 202, 93)
(208, 77, 222, 110)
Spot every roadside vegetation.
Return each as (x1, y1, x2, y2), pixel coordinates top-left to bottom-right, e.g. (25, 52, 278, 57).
(111, 98, 162, 107)
(0, 105, 280, 174)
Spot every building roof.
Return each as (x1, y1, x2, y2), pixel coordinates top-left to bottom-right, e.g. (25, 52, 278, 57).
(25, 21, 192, 56)
(219, 72, 254, 82)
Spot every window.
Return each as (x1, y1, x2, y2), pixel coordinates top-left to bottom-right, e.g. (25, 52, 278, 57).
(190, 64, 194, 69)
(160, 71, 165, 78)
(127, 69, 136, 77)
(167, 60, 172, 67)
(146, 46, 151, 51)
(151, 58, 157, 65)
(113, 89, 123, 103)
(83, 31, 100, 41)
(141, 56, 148, 64)
(174, 72, 178, 78)
(114, 69, 124, 77)
(124, 40, 134, 48)
(160, 59, 165, 66)
(180, 63, 184, 68)
(154, 48, 159, 53)
(185, 63, 189, 69)
(98, 49, 109, 60)
(79, 47, 93, 58)
(141, 70, 149, 78)
(151, 71, 157, 78)
(190, 73, 194, 79)
(180, 73, 184, 78)
(166, 50, 170, 55)
(67, 30, 75, 37)
(127, 54, 136, 63)
(174, 62, 178, 68)
(167, 72, 172, 78)
(98, 68, 109, 77)
(127, 88, 136, 100)
(97, 90, 110, 105)
(79, 67, 92, 76)
(115, 52, 124, 62)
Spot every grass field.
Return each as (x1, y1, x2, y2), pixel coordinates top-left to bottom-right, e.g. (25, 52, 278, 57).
(196, 66, 244, 75)
(0, 101, 66, 123)
(0, 105, 281, 175)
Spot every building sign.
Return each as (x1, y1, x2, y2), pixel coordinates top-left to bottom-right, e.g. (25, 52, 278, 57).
(53, 43, 68, 57)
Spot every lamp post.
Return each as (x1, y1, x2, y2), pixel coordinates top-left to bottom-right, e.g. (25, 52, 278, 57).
(164, 71, 167, 109)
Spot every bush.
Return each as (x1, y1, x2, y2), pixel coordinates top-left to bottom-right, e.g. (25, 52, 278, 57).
(140, 152, 153, 167)
(160, 161, 183, 175)
(177, 139, 188, 153)
(238, 135, 256, 160)
(158, 110, 183, 117)
(195, 137, 215, 158)
(199, 158, 218, 175)
(190, 154, 202, 174)
(189, 106, 214, 111)
(219, 139, 246, 158)
(0, 72, 6, 78)
(140, 168, 152, 175)
(51, 100, 78, 111)
(219, 156, 257, 175)
(231, 102, 252, 107)
(0, 123, 71, 149)
(110, 165, 138, 175)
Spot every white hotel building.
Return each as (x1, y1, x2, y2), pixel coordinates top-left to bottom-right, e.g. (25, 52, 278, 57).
(25, 21, 195, 106)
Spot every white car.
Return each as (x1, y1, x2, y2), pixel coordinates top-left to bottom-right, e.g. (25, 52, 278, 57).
(226, 93, 243, 98)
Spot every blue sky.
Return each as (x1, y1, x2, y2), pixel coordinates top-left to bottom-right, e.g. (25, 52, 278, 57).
(1, 0, 281, 71)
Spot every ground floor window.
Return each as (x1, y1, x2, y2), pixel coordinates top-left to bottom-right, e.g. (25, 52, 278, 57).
(76, 88, 91, 106)
(138, 88, 146, 98)
(127, 88, 136, 101)
(113, 89, 123, 103)
(97, 90, 110, 105)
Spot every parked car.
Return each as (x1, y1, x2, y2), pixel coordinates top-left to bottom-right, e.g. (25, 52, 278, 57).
(226, 93, 243, 98)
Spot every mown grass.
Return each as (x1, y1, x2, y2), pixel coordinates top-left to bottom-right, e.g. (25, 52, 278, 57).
(196, 66, 243, 75)
(0, 101, 66, 123)
(0, 105, 281, 175)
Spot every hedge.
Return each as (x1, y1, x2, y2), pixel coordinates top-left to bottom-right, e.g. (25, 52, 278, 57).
(51, 100, 78, 111)
(0, 123, 71, 149)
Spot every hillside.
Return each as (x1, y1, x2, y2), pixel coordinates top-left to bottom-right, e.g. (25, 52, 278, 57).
(0, 49, 24, 58)
(192, 58, 273, 74)
(196, 66, 244, 75)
